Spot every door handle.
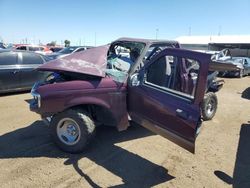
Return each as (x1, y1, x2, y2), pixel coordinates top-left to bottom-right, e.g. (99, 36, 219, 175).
(176, 109, 189, 120)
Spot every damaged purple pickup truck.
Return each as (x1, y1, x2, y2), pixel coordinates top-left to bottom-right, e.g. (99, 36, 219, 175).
(30, 38, 235, 153)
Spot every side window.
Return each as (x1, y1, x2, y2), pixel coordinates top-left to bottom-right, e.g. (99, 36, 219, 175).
(75, 48, 85, 52)
(244, 59, 249, 65)
(0, 52, 18, 65)
(145, 55, 200, 99)
(145, 46, 163, 60)
(144, 44, 175, 61)
(16, 46, 27, 50)
(29, 47, 40, 51)
(22, 53, 44, 64)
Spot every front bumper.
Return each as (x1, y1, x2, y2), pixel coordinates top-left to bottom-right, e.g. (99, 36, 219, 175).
(29, 98, 39, 112)
(29, 82, 41, 112)
(223, 70, 242, 77)
(29, 99, 52, 126)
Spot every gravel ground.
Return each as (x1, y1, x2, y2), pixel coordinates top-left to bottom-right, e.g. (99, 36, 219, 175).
(0, 77, 250, 188)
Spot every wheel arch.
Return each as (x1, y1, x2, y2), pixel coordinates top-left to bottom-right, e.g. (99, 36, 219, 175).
(64, 102, 118, 128)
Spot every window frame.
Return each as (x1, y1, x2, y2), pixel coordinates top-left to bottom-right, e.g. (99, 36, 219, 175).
(21, 52, 44, 65)
(143, 54, 201, 102)
(16, 46, 27, 50)
(0, 51, 18, 65)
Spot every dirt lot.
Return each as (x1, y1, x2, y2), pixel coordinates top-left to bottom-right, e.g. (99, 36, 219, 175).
(0, 77, 250, 188)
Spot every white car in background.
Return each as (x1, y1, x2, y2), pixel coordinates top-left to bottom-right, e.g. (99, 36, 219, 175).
(47, 46, 93, 59)
(15, 45, 52, 55)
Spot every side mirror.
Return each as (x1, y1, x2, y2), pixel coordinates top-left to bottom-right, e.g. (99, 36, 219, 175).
(130, 73, 140, 87)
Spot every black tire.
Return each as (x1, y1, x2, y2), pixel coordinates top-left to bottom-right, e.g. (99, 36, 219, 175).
(50, 109, 95, 153)
(201, 92, 218, 121)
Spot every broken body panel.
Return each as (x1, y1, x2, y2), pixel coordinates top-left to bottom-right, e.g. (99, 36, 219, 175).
(38, 45, 110, 77)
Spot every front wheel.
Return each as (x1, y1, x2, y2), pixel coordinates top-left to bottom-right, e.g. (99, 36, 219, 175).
(50, 109, 95, 153)
(201, 92, 218, 121)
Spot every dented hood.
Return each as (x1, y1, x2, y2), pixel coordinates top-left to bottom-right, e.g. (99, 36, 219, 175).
(38, 45, 110, 77)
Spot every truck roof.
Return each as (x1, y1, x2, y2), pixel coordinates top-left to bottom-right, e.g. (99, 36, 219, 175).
(114, 37, 179, 45)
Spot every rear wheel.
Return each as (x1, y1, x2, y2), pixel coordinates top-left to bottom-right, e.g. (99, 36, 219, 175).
(50, 109, 95, 153)
(201, 92, 218, 121)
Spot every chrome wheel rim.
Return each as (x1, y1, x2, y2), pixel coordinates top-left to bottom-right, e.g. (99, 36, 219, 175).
(57, 118, 81, 146)
(206, 98, 215, 116)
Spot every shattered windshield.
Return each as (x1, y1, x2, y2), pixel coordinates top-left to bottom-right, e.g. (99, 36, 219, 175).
(105, 41, 145, 83)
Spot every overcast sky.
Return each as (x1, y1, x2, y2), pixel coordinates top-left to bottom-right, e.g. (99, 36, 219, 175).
(0, 0, 250, 45)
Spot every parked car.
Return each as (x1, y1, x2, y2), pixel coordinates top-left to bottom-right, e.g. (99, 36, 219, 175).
(0, 42, 6, 49)
(218, 57, 250, 78)
(0, 50, 50, 93)
(47, 46, 93, 59)
(29, 38, 236, 154)
(49, 46, 64, 53)
(15, 45, 52, 55)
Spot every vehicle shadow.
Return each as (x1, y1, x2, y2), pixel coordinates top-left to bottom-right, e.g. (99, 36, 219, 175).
(241, 87, 250, 100)
(0, 121, 174, 187)
(214, 123, 250, 188)
(217, 74, 238, 79)
(0, 90, 30, 97)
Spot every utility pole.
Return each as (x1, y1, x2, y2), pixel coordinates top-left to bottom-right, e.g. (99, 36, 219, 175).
(218, 25, 221, 36)
(94, 32, 97, 46)
(188, 26, 191, 36)
(155, 28, 159, 40)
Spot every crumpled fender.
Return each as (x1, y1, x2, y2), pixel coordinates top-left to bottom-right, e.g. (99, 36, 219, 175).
(64, 96, 129, 131)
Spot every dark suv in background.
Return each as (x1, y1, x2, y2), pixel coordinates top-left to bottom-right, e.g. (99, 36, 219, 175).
(0, 50, 49, 93)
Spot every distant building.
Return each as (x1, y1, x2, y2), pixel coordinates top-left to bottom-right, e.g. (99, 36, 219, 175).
(176, 35, 250, 57)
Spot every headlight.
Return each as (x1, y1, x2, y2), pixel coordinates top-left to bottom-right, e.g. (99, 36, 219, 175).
(31, 83, 41, 108)
(236, 65, 243, 69)
(32, 92, 41, 108)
